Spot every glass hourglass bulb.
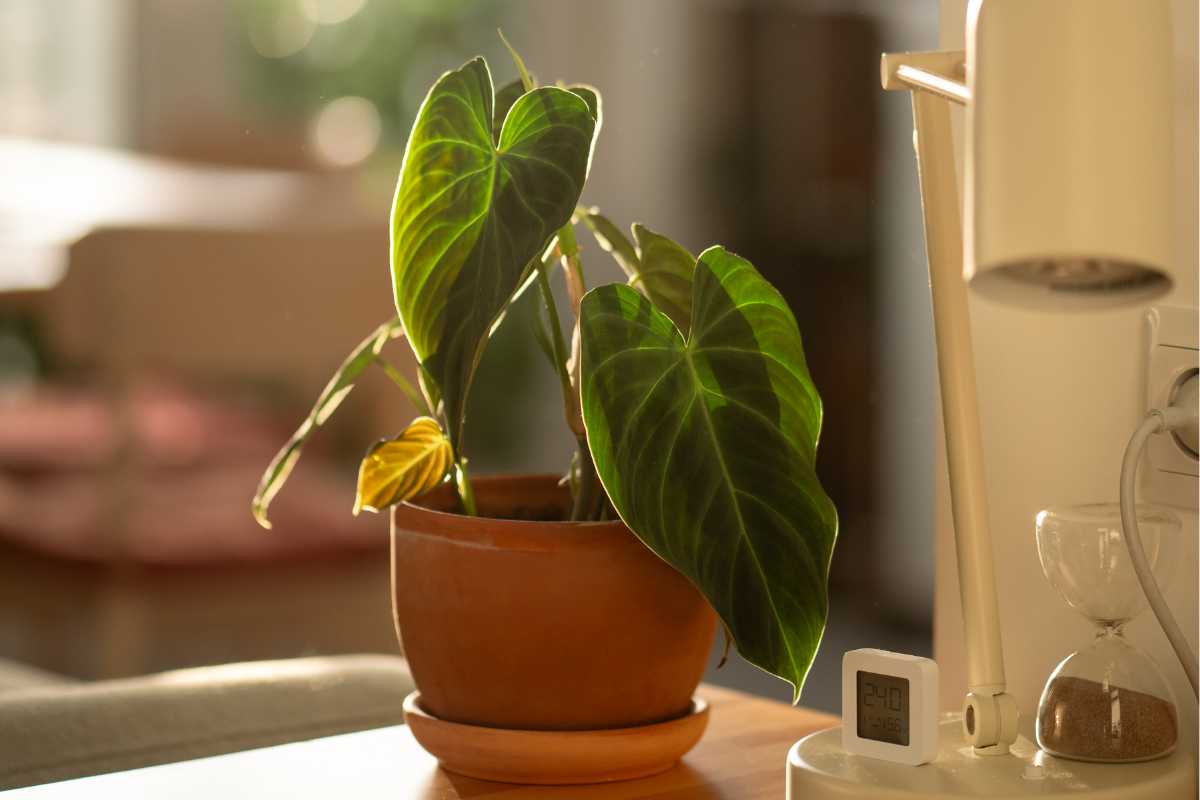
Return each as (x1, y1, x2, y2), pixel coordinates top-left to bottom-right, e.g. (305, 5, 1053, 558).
(1034, 503, 1181, 763)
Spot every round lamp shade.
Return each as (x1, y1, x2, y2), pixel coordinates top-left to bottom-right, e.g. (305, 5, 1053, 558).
(965, 0, 1175, 309)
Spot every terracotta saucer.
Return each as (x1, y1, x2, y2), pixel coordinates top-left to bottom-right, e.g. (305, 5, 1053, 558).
(402, 691, 710, 785)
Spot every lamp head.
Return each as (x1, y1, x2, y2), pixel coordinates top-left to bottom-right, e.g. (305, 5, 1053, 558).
(965, 0, 1175, 310)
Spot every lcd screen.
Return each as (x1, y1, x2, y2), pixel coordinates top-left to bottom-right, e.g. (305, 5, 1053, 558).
(856, 670, 910, 746)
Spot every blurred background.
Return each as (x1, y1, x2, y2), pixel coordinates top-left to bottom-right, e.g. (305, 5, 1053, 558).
(0, 0, 939, 712)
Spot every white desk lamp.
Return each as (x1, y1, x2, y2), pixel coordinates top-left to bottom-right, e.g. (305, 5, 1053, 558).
(786, 0, 1194, 796)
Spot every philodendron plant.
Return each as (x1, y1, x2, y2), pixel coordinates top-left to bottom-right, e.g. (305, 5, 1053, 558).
(252, 39, 838, 701)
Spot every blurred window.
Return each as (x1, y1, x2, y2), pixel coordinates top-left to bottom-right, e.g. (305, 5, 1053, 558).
(0, 0, 134, 145)
(233, 0, 500, 168)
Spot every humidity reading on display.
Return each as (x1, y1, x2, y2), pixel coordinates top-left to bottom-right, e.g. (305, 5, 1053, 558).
(856, 670, 910, 746)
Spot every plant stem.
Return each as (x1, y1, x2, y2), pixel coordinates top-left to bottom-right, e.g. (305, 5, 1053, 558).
(570, 435, 599, 521)
(532, 221, 603, 522)
(498, 29, 535, 92)
(374, 355, 433, 417)
(454, 459, 477, 516)
(552, 221, 604, 521)
(534, 255, 574, 413)
(556, 220, 585, 304)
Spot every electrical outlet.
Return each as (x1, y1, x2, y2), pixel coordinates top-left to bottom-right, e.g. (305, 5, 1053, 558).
(1143, 306, 1199, 509)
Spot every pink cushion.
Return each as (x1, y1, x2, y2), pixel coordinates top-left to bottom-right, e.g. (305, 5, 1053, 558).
(0, 381, 383, 564)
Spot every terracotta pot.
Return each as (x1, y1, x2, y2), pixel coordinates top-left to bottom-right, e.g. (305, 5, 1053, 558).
(391, 473, 716, 731)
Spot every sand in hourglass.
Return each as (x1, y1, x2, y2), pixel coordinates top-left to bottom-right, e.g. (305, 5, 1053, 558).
(1038, 675, 1178, 762)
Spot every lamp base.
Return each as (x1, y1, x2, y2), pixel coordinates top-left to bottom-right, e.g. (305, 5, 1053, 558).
(786, 715, 1195, 800)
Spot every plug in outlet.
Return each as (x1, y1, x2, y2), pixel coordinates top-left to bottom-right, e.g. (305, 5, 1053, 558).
(1143, 306, 1199, 509)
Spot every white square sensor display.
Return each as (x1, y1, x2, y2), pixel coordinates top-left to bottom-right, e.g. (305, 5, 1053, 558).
(842, 649, 938, 766)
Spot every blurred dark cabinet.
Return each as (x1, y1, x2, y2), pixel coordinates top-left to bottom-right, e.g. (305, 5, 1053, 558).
(697, 7, 880, 596)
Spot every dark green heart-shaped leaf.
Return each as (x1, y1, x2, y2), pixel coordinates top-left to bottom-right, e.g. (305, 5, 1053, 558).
(391, 57, 597, 451)
(580, 212, 695, 334)
(580, 246, 837, 700)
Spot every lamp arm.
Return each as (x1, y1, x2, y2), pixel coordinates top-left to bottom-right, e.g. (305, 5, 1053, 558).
(881, 51, 970, 105)
(886, 51, 1020, 755)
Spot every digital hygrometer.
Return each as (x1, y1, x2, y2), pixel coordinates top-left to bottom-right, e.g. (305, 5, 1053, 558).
(841, 648, 938, 766)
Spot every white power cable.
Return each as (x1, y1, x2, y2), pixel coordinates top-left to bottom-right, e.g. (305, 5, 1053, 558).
(1119, 379, 1199, 698)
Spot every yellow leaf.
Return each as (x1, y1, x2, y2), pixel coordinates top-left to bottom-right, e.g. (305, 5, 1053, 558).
(353, 417, 453, 515)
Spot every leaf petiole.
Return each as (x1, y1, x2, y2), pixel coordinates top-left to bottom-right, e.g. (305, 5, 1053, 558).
(534, 252, 574, 411)
(454, 459, 477, 516)
(569, 434, 600, 521)
(557, 219, 586, 311)
(498, 29, 535, 92)
(375, 355, 433, 418)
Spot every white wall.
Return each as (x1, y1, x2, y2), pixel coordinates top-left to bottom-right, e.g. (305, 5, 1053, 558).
(936, 0, 1199, 755)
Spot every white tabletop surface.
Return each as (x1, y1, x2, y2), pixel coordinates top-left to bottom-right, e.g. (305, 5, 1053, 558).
(1, 726, 429, 799)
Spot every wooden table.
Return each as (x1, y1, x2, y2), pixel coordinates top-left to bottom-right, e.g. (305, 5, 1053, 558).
(3, 685, 837, 799)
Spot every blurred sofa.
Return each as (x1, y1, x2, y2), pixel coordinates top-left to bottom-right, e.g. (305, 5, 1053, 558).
(0, 654, 414, 790)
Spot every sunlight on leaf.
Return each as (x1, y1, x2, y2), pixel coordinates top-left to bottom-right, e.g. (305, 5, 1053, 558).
(491, 79, 525, 142)
(629, 224, 695, 334)
(579, 209, 639, 273)
(579, 212, 695, 335)
(354, 416, 453, 515)
(568, 85, 602, 178)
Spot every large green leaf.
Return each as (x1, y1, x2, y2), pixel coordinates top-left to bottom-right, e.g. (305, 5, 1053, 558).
(580, 212, 695, 334)
(579, 247, 837, 700)
(390, 57, 597, 450)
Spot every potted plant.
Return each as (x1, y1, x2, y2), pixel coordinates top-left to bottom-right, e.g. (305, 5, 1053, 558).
(252, 38, 837, 784)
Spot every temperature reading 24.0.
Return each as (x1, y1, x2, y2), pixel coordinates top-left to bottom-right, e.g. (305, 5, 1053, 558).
(842, 649, 936, 765)
(856, 670, 909, 746)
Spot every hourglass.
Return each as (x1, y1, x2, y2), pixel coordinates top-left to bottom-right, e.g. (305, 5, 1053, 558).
(1035, 503, 1182, 763)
